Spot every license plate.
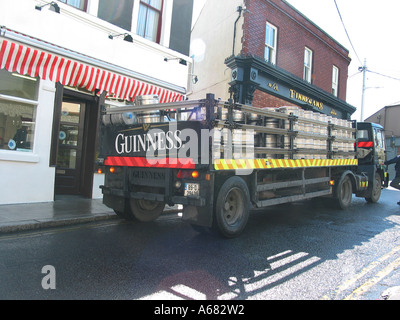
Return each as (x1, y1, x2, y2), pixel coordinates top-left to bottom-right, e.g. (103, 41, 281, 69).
(184, 183, 200, 197)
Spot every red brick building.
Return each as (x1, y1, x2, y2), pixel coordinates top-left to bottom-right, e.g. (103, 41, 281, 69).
(191, 0, 356, 119)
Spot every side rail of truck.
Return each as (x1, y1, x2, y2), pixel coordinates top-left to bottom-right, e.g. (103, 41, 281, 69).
(98, 94, 387, 237)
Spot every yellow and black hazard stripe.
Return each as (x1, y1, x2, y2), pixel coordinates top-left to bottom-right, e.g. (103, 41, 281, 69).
(214, 158, 358, 171)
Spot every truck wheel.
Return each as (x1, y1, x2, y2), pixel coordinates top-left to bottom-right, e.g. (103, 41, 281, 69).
(335, 175, 352, 209)
(130, 199, 165, 222)
(366, 174, 382, 203)
(214, 177, 250, 238)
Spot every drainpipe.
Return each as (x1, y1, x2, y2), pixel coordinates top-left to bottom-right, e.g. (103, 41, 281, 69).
(232, 6, 243, 56)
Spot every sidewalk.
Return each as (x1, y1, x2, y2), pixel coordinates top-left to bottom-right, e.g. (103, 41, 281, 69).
(0, 195, 179, 233)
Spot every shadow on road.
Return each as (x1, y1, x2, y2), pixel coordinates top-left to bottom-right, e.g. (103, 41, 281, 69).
(127, 189, 400, 300)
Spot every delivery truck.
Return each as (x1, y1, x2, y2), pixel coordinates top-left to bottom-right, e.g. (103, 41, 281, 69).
(98, 94, 388, 237)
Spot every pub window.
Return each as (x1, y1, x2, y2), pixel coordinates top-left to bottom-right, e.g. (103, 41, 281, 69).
(0, 70, 38, 152)
(58, 0, 88, 11)
(304, 47, 313, 83)
(137, 0, 163, 43)
(332, 66, 339, 97)
(98, 0, 134, 31)
(264, 22, 277, 64)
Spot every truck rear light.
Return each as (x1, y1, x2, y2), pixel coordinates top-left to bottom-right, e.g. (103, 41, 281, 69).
(177, 170, 200, 179)
(358, 141, 374, 148)
(109, 167, 122, 174)
(191, 171, 199, 179)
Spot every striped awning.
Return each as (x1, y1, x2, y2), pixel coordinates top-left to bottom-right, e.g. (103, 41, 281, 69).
(0, 39, 184, 103)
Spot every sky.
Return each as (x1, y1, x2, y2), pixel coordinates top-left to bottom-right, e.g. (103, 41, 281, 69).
(193, 0, 400, 121)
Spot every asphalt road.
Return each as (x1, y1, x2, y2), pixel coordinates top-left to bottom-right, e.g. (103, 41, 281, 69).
(0, 188, 399, 300)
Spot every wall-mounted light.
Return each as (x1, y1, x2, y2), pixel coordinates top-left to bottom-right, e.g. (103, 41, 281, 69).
(35, 1, 60, 13)
(0, 26, 6, 37)
(191, 75, 198, 84)
(164, 57, 187, 66)
(108, 33, 133, 43)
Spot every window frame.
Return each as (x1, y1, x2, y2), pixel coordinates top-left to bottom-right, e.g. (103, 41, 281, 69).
(58, 0, 88, 11)
(0, 94, 39, 154)
(264, 22, 277, 64)
(332, 65, 339, 97)
(303, 47, 313, 83)
(0, 69, 40, 155)
(137, 0, 164, 43)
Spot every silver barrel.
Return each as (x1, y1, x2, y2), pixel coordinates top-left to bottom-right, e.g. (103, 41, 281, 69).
(135, 95, 160, 123)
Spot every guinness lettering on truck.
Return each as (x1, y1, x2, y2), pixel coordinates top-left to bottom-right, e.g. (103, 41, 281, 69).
(114, 129, 183, 155)
(98, 94, 389, 238)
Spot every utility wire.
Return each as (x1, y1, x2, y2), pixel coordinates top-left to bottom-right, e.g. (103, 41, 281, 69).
(333, 0, 362, 66)
(367, 70, 400, 82)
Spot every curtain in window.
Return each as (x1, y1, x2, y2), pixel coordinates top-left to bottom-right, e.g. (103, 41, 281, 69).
(137, 5, 147, 38)
(68, 0, 84, 9)
(145, 9, 159, 41)
(137, 0, 162, 42)
(59, 0, 85, 10)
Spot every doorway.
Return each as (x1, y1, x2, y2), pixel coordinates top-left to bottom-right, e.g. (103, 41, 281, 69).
(52, 86, 101, 198)
(55, 99, 86, 195)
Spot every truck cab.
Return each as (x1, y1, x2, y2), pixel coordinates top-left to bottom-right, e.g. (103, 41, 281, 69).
(356, 122, 389, 197)
(357, 122, 386, 165)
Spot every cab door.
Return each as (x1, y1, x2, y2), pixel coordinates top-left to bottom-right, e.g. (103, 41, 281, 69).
(373, 126, 386, 164)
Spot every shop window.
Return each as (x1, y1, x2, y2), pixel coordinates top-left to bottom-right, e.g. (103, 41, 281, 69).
(0, 70, 38, 152)
(98, 0, 134, 31)
(137, 0, 163, 43)
(58, 0, 88, 11)
(0, 70, 38, 101)
(304, 47, 313, 83)
(332, 66, 339, 97)
(264, 22, 277, 64)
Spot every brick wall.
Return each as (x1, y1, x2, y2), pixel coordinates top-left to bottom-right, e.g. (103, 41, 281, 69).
(242, 0, 351, 101)
(252, 90, 297, 109)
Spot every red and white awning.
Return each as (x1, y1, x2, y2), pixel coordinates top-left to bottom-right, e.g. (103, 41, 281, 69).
(0, 39, 184, 103)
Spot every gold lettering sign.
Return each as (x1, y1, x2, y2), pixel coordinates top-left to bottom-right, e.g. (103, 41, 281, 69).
(289, 89, 324, 111)
(268, 82, 279, 92)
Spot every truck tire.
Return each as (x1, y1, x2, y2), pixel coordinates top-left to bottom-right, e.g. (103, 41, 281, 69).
(365, 173, 382, 203)
(335, 174, 352, 209)
(214, 176, 250, 238)
(129, 199, 165, 222)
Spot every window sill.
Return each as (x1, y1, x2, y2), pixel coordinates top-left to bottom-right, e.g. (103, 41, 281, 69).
(0, 150, 40, 163)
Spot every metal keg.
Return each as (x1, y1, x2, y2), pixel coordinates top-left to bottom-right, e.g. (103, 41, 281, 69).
(218, 108, 245, 122)
(247, 112, 260, 124)
(135, 95, 160, 123)
(112, 112, 136, 125)
(264, 119, 279, 159)
(134, 94, 159, 105)
(303, 111, 314, 152)
(102, 111, 136, 126)
(212, 129, 223, 161)
(137, 112, 161, 123)
(221, 128, 254, 159)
